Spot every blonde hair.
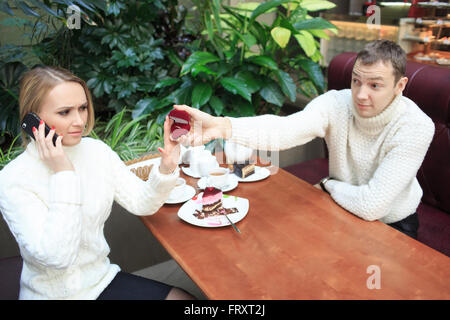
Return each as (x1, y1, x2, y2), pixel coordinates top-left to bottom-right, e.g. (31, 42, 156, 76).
(19, 66, 95, 146)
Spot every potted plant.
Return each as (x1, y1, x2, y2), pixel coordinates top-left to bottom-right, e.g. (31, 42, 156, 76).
(137, 0, 338, 119)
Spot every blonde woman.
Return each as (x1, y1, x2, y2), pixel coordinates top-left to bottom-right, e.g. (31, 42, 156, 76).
(0, 66, 193, 300)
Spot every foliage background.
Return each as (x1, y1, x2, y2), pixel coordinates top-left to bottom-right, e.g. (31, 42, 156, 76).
(0, 0, 337, 168)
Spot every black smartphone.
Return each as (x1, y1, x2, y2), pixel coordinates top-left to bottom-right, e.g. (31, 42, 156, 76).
(21, 112, 58, 146)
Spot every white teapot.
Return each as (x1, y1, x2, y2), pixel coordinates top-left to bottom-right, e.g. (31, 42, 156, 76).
(198, 153, 219, 177)
(190, 148, 219, 177)
(224, 141, 254, 164)
(182, 145, 205, 165)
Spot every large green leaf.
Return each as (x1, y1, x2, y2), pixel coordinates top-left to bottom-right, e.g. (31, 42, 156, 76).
(171, 79, 194, 106)
(212, 0, 223, 34)
(309, 29, 330, 40)
(220, 77, 252, 102)
(274, 70, 296, 102)
(192, 82, 213, 109)
(154, 77, 180, 89)
(180, 51, 220, 76)
(249, 0, 291, 23)
(209, 95, 224, 116)
(247, 56, 279, 70)
(234, 32, 257, 49)
(293, 18, 337, 31)
(234, 71, 261, 93)
(299, 0, 336, 12)
(294, 31, 316, 57)
(297, 59, 325, 94)
(259, 81, 284, 107)
(132, 97, 172, 118)
(297, 79, 319, 98)
(271, 27, 291, 49)
(191, 65, 218, 77)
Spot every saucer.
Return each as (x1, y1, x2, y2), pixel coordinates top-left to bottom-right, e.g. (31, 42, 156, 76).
(181, 166, 202, 178)
(233, 166, 270, 182)
(165, 185, 196, 204)
(197, 175, 239, 192)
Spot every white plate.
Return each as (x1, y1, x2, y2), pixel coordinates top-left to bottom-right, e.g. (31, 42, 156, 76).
(178, 193, 249, 228)
(181, 166, 202, 178)
(414, 55, 433, 61)
(233, 166, 270, 182)
(436, 58, 450, 65)
(197, 175, 239, 192)
(165, 185, 196, 204)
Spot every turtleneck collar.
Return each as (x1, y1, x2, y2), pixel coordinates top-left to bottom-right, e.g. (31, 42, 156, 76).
(26, 138, 84, 161)
(352, 93, 406, 135)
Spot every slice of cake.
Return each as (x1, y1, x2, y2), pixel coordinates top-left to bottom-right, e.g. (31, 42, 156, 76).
(202, 187, 223, 213)
(193, 187, 238, 219)
(230, 161, 255, 178)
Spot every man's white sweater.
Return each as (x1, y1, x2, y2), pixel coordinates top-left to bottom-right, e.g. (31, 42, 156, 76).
(228, 89, 435, 224)
(0, 137, 178, 299)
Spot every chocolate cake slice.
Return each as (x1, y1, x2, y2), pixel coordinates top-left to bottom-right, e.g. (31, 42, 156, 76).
(193, 187, 238, 219)
(231, 161, 255, 178)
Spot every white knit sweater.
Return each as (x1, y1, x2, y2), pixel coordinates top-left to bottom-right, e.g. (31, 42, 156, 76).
(0, 137, 179, 300)
(228, 89, 435, 224)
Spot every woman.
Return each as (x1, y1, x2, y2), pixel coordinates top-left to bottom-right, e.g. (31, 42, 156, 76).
(0, 66, 193, 300)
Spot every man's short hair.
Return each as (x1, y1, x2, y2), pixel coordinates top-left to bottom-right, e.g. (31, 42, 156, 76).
(356, 40, 406, 84)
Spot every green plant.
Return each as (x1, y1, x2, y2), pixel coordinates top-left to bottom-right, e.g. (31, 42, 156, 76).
(70, 0, 193, 121)
(0, 61, 28, 136)
(0, 0, 183, 156)
(156, 0, 337, 117)
(0, 133, 24, 170)
(0, 1, 105, 25)
(89, 109, 163, 161)
(0, 1, 105, 139)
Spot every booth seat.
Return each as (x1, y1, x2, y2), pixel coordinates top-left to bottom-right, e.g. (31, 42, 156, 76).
(284, 52, 450, 257)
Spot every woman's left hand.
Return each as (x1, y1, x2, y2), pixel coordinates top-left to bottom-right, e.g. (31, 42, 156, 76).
(158, 116, 180, 175)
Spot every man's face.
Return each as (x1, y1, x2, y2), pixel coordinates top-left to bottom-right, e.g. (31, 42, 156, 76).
(351, 59, 408, 118)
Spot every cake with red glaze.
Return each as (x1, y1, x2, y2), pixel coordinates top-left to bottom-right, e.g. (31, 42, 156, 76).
(202, 187, 223, 212)
(169, 109, 190, 139)
(194, 187, 238, 219)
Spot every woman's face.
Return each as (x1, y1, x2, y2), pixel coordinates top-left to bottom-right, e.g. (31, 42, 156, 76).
(38, 81, 88, 147)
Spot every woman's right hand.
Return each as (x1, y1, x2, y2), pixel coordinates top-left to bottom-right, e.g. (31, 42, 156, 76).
(172, 104, 232, 146)
(33, 120, 75, 173)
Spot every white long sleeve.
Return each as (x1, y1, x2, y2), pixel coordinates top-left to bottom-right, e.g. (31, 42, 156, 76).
(108, 145, 179, 216)
(0, 137, 176, 299)
(0, 171, 82, 269)
(227, 89, 435, 224)
(227, 90, 333, 151)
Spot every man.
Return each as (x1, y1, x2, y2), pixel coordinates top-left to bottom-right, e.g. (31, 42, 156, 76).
(174, 40, 435, 239)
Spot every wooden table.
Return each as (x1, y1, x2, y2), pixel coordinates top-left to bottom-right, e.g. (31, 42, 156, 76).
(140, 164, 450, 299)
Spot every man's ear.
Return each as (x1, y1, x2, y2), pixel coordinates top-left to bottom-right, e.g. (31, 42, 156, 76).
(395, 76, 408, 95)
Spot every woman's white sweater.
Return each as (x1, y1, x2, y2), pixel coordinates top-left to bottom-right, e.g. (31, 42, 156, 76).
(0, 137, 178, 299)
(228, 89, 435, 224)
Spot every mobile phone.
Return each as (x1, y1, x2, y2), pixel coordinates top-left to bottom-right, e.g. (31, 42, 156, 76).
(21, 112, 58, 146)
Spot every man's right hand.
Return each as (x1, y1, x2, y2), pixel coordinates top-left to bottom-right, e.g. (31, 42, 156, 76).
(172, 105, 232, 146)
